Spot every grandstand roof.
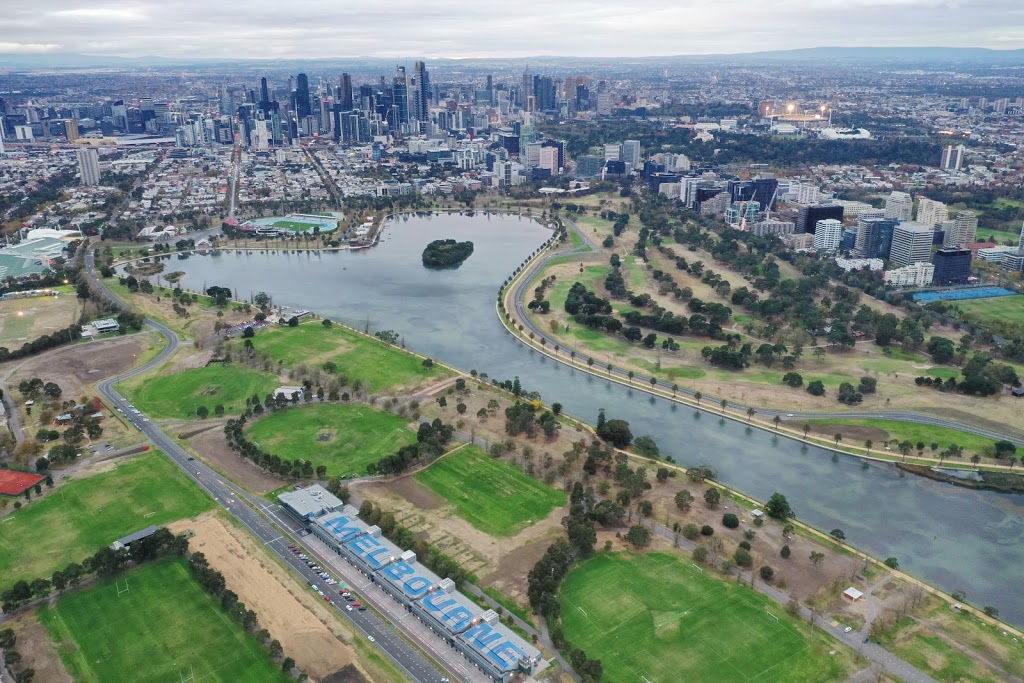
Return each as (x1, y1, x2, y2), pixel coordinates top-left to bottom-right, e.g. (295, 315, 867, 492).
(278, 485, 344, 519)
(0, 237, 67, 279)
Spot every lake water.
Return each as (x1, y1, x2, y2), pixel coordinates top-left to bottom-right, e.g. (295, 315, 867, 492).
(168, 212, 1024, 626)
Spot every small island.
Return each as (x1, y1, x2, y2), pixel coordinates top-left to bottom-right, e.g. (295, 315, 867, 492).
(422, 239, 475, 268)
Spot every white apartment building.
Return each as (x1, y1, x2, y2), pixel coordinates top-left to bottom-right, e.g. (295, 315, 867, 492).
(813, 218, 843, 252)
(884, 262, 935, 287)
(884, 191, 913, 222)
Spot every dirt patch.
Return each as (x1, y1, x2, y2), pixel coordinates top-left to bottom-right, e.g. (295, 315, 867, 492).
(798, 423, 891, 444)
(4, 609, 73, 683)
(388, 476, 444, 509)
(168, 512, 364, 681)
(8, 333, 150, 390)
(482, 529, 564, 604)
(187, 427, 286, 494)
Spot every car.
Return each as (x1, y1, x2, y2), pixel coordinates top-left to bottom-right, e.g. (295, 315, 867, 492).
(287, 545, 295, 549)
(844, 626, 853, 633)
(358, 607, 366, 611)
(308, 582, 316, 588)
(299, 554, 307, 559)
(367, 636, 375, 643)
(317, 590, 324, 597)
(346, 605, 353, 612)
(345, 597, 353, 602)
(351, 602, 361, 607)
(187, 457, 195, 461)
(324, 596, 331, 602)
(786, 413, 794, 417)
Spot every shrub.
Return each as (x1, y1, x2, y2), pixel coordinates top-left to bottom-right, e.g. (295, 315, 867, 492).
(760, 565, 775, 581)
(738, 541, 751, 551)
(682, 523, 701, 540)
(806, 380, 826, 396)
(700, 525, 714, 537)
(734, 548, 753, 567)
(722, 513, 739, 528)
(780, 545, 791, 559)
(692, 546, 708, 563)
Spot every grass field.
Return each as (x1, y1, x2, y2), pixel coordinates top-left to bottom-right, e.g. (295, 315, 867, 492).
(559, 552, 852, 683)
(803, 418, 995, 454)
(415, 445, 566, 536)
(244, 403, 417, 476)
(39, 557, 288, 683)
(0, 452, 212, 587)
(956, 295, 1024, 332)
(120, 363, 280, 420)
(248, 321, 450, 393)
(0, 292, 81, 347)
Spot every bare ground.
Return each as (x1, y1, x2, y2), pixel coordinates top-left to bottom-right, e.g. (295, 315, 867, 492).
(187, 427, 287, 494)
(3, 609, 73, 683)
(167, 512, 368, 681)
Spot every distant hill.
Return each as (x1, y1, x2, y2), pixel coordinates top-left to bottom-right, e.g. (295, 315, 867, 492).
(1, 46, 1023, 70)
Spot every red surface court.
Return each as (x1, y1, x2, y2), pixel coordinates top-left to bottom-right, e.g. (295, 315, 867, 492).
(0, 469, 45, 496)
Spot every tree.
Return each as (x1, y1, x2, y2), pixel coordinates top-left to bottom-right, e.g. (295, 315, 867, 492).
(720, 398, 728, 414)
(625, 524, 651, 549)
(782, 372, 803, 388)
(722, 513, 739, 528)
(196, 405, 209, 419)
(674, 490, 694, 512)
(834, 433, 843, 448)
(633, 435, 659, 458)
(253, 292, 271, 310)
(806, 380, 826, 396)
(780, 545, 791, 559)
(802, 424, 811, 439)
(321, 319, 333, 329)
(682, 523, 701, 540)
(597, 418, 633, 449)
(734, 547, 753, 567)
(760, 565, 775, 581)
(809, 551, 825, 566)
(700, 525, 714, 536)
(282, 657, 296, 673)
(703, 487, 721, 509)
(694, 391, 702, 406)
(782, 523, 794, 538)
(35, 457, 49, 472)
(773, 415, 781, 431)
(884, 557, 899, 569)
(765, 492, 794, 520)
(830, 528, 846, 541)
(994, 440, 1017, 459)
(746, 407, 756, 422)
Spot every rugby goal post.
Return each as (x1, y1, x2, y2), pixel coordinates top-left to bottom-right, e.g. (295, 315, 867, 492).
(116, 578, 130, 597)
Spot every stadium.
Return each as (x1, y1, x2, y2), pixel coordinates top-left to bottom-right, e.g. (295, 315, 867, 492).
(280, 486, 541, 682)
(239, 213, 339, 235)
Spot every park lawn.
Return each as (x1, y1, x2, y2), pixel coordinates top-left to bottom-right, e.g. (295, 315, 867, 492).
(956, 295, 1024, 328)
(803, 418, 995, 454)
(38, 557, 288, 683)
(415, 445, 566, 537)
(119, 363, 280, 420)
(0, 451, 212, 587)
(244, 403, 417, 477)
(249, 321, 449, 393)
(559, 552, 854, 683)
(546, 265, 610, 311)
(892, 632, 1002, 683)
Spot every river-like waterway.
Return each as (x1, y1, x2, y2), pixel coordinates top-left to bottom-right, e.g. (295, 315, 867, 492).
(167, 212, 1024, 625)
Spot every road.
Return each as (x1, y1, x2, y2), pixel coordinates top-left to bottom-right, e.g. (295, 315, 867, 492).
(85, 247, 465, 683)
(507, 219, 1024, 447)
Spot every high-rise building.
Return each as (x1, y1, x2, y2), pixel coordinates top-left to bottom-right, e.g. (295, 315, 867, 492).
(890, 223, 934, 266)
(260, 77, 270, 105)
(940, 144, 966, 171)
(622, 140, 641, 169)
(884, 191, 913, 222)
(813, 219, 844, 252)
(797, 204, 843, 234)
(931, 247, 972, 285)
(413, 61, 430, 122)
(944, 211, 978, 247)
(77, 146, 100, 186)
(339, 73, 353, 111)
(391, 66, 409, 131)
(294, 73, 311, 119)
(603, 143, 622, 161)
(856, 217, 896, 259)
(916, 197, 948, 227)
(596, 91, 612, 115)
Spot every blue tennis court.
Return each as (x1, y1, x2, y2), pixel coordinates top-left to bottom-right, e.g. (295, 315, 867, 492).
(913, 287, 1016, 302)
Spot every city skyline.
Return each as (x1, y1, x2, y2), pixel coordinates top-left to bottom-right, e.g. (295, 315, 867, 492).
(2, 0, 1024, 60)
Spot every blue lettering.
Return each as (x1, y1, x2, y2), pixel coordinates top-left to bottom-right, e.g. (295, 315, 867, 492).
(445, 607, 474, 632)
(403, 576, 432, 598)
(383, 561, 414, 582)
(364, 545, 390, 568)
(323, 516, 363, 542)
(423, 593, 455, 612)
(346, 535, 380, 556)
(488, 642, 527, 669)
(464, 623, 503, 650)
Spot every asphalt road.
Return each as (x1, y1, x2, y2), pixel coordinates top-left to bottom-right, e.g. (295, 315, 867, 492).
(85, 247, 461, 683)
(509, 220, 1024, 447)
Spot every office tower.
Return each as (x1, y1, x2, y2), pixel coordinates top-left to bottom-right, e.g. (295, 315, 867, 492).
(0, 126, 5, 155)
(391, 66, 409, 131)
(575, 84, 590, 111)
(532, 75, 555, 111)
(797, 204, 843, 234)
(931, 247, 972, 285)
(77, 147, 100, 186)
(622, 140, 641, 169)
(855, 217, 896, 259)
(596, 91, 612, 115)
(486, 74, 493, 104)
(813, 219, 843, 252)
(884, 191, 913, 221)
(413, 61, 430, 121)
(260, 77, 270, 105)
(944, 211, 978, 247)
(890, 223, 934, 266)
(294, 73, 311, 119)
(916, 197, 948, 227)
(339, 73, 353, 110)
(604, 143, 622, 161)
(940, 144, 965, 171)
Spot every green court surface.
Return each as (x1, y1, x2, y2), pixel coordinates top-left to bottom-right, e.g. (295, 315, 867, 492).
(119, 363, 280, 420)
(415, 445, 566, 536)
(559, 552, 852, 683)
(0, 451, 212, 588)
(244, 403, 417, 476)
(247, 321, 449, 392)
(39, 557, 288, 683)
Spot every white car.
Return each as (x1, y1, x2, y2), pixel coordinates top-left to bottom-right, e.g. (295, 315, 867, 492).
(844, 626, 853, 633)
(346, 605, 353, 612)
(367, 636, 375, 643)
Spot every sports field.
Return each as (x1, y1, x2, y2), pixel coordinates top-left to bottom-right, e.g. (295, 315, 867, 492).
(0, 451, 212, 587)
(244, 403, 417, 476)
(0, 291, 81, 348)
(559, 552, 852, 683)
(248, 321, 450, 393)
(955, 294, 1024, 333)
(415, 445, 566, 536)
(119, 363, 280, 419)
(39, 557, 288, 683)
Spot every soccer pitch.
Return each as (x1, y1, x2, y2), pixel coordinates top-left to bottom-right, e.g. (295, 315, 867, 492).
(39, 557, 288, 682)
(244, 403, 417, 476)
(119, 363, 280, 419)
(559, 552, 852, 683)
(415, 445, 566, 536)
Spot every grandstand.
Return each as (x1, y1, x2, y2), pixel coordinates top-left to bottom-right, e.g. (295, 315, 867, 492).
(241, 214, 338, 234)
(913, 286, 1016, 303)
(281, 490, 541, 682)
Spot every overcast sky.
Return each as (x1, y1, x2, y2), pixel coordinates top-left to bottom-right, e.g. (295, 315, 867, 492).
(2, 0, 1023, 58)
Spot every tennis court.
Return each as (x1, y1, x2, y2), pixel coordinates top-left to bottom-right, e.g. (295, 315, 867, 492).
(913, 287, 1016, 303)
(0, 469, 45, 496)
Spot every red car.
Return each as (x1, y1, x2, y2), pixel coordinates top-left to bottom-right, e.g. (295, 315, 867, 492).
(351, 602, 362, 607)
(324, 596, 331, 602)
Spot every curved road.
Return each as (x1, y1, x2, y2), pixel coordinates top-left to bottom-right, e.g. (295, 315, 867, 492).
(84, 248, 461, 683)
(507, 219, 1024, 447)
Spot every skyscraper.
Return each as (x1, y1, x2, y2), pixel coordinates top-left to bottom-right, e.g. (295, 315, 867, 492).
(414, 61, 430, 122)
(890, 223, 934, 266)
(884, 191, 913, 222)
(813, 219, 844, 252)
(940, 144, 965, 171)
(339, 73, 353, 111)
(944, 211, 978, 247)
(916, 197, 948, 227)
(77, 147, 100, 186)
(622, 140, 641, 169)
(260, 77, 270, 105)
(294, 73, 311, 119)
(391, 66, 409, 131)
